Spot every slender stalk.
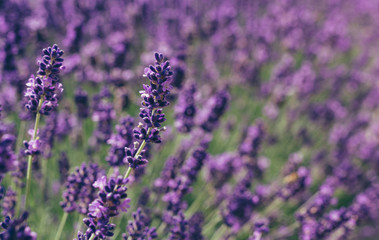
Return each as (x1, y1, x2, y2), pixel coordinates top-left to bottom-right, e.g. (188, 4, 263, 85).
(24, 97, 44, 209)
(54, 211, 68, 240)
(122, 109, 155, 180)
(203, 214, 222, 235)
(122, 135, 148, 180)
(209, 225, 228, 240)
(123, 166, 133, 179)
(156, 222, 167, 236)
(89, 234, 96, 240)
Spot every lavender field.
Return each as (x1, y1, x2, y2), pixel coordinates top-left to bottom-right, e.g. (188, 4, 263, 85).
(1, 0, 379, 239)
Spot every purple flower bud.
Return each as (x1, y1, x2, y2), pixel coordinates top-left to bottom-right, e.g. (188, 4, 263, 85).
(134, 52, 173, 145)
(25, 44, 64, 115)
(197, 88, 230, 132)
(106, 116, 135, 167)
(278, 166, 312, 201)
(168, 211, 188, 240)
(122, 208, 157, 240)
(81, 175, 131, 239)
(175, 83, 197, 133)
(60, 163, 105, 214)
(91, 101, 115, 144)
(0, 131, 16, 175)
(23, 129, 41, 156)
(249, 221, 269, 240)
(188, 212, 204, 240)
(74, 88, 90, 119)
(58, 152, 70, 184)
(0, 212, 37, 239)
(2, 188, 16, 218)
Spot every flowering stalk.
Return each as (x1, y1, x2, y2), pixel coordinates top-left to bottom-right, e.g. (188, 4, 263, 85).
(80, 52, 173, 240)
(24, 97, 43, 209)
(23, 44, 64, 209)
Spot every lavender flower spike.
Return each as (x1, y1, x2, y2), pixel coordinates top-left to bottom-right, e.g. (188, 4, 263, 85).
(24, 44, 65, 209)
(78, 175, 130, 239)
(80, 53, 173, 240)
(0, 212, 37, 239)
(25, 44, 65, 115)
(125, 52, 173, 170)
(122, 208, 157, 240)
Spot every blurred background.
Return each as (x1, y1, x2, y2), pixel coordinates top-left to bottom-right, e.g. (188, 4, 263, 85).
(1, 0, 379, 239)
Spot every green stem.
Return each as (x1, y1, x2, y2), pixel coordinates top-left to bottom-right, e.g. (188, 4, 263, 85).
(209, 225, 228, 240)
(24, 97, 44, 210)
(54, 212, 68, 240)
(122, 109, 155, 180)
(89, 234, 96, 240)
(156, 222, 167, 236)
(261, 198, 283, 216)
(121, 135, 148, 180)
(203, 214, 222, 235)
(186, 190, 208, 215)
(123, 166, 133, 179)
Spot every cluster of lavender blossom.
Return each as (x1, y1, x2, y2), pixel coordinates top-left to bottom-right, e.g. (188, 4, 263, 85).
(1, 0, 379, 239)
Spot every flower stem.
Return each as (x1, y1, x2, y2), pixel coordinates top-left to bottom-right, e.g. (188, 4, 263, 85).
(123, 166, 133, 179)
(54, 211, 68, 240)
(122, 135, 148, 180)
(89, 234, 96, 240)
(24, 97, 44, 210)
(122, 109, 155, 180)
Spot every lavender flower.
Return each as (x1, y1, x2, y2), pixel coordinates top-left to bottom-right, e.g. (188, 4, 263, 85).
(25, 44, 64, 115)
(58, 152, 70, 184)
(126, 52, 173, 169)
(239, 120, 265, 160)
(124, 144, 149, 169)
(106, 116, 134, 167)
(168, 211, 188, 240)
(91, 101, 115, 144)
(206, 152, 242, 189)
(133, 54, 172, 143)
(0, 212, 37, 239)
(154, 137, 195, 194)
(180, 140, 209, 183)
(297, 177, 338, 219)
(0, 130, 16, 176)
(249, 222, 269, 240)
(278, 166, 312, 201)
(222, 172, 260, 232)
(122, 208, 157, 240)
(23, 129, 41, 156)
(164, 141, 210, 214)
(198, 88, 230, 132)
(2, 188, 17, 219)
(188, 212, 204, 240)
(174, 83, 197, 133)
(79, 175, 130, 239)
(74, 88, 90, 119)
(60, 163, 104, 215)
(154, 156, 182, 195)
